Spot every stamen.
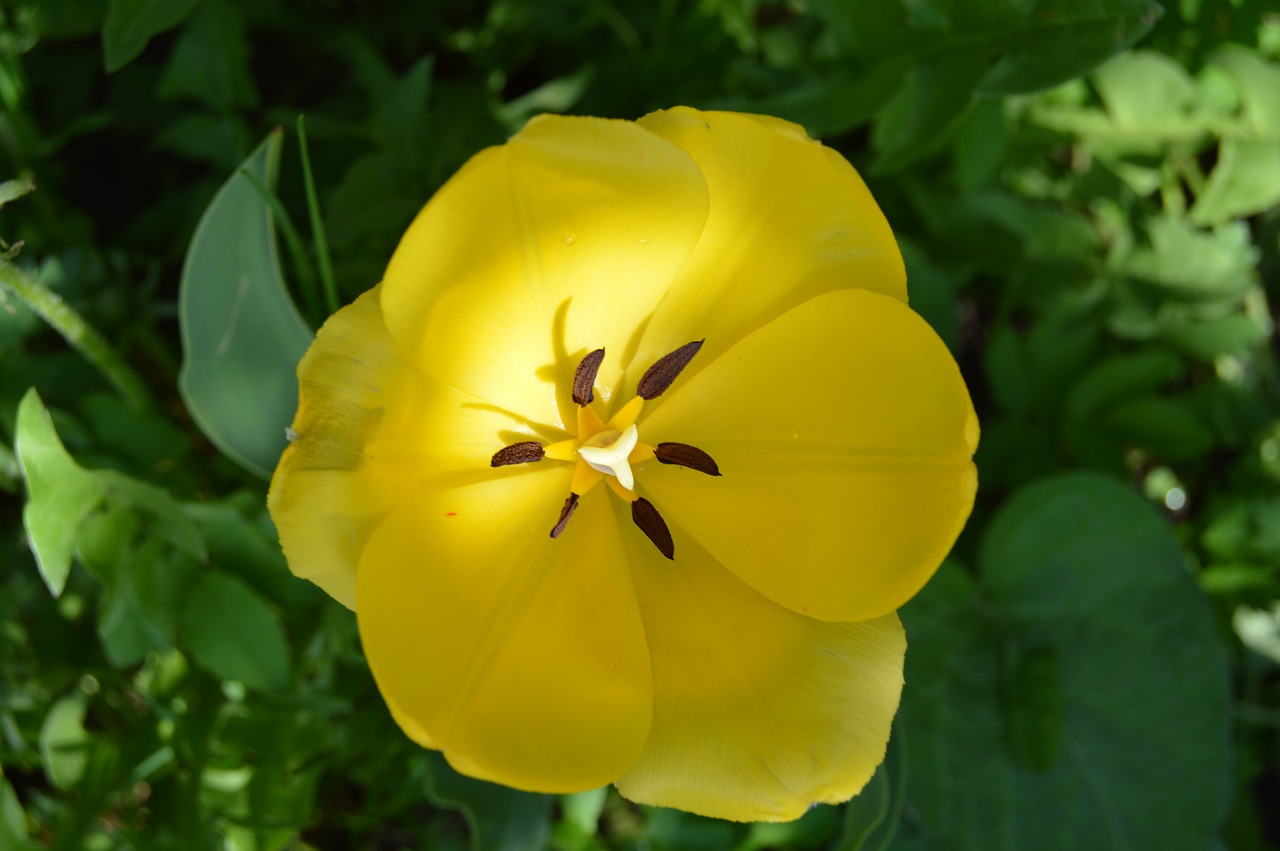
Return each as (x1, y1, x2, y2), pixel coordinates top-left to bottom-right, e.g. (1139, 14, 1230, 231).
(631, 497, 674, 559)
(654, 442, 721, 476)
(572, 348, 606, 406)
(637, 340, 703, 399)
(550, 493, 580, 538)
(490, 441, 545, 467)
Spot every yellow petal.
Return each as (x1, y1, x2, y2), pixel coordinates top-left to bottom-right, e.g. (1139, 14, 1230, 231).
(614, 528, 904, 822)
(639, 289, 978, 622)
(380, 115, 710, 429)
(267, 289, 526, 609)
(625, 107, 906, 393)
(356, 469, 653, 792)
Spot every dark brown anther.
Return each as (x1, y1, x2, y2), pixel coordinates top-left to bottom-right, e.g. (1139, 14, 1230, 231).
(572, 348, 606, 406)
(491, 441, 545, 467)
(631, 497, 674, 559)
(637, 340, 703, 399)
(654, 442, 721, 476)
(550, 493, 580, 538)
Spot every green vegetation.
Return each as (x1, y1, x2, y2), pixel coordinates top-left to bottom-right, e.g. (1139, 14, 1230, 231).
(1, 0, 1277, 848)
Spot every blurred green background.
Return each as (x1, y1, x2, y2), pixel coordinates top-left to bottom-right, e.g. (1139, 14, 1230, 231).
(1, 0, 1278, 848)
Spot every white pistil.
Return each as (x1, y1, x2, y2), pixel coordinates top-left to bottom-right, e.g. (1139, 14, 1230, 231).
(577, 424, 639, 491)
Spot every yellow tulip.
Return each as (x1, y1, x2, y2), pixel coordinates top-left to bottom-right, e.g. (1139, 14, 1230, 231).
(268, 106, 978, 821)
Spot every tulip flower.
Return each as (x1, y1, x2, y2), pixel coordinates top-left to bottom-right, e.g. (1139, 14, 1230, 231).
(268, 107, 978, 821)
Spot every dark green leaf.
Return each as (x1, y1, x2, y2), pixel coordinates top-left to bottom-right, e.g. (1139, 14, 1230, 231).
(1066, 348, 1185, 420)
(79, 510, 194, 667)
(101, 0, 204, 72)
(14, 388, 105, 596)
(424, 752, 552, 851)
(178, 130, 313, 479)
(871, 52, 987, 173)
(978, 0, 1164, 95)
(899, 473, 1231, 850)
(181, 571, 290, 690)
(159, 0, 258, 111)
(837, 737, 903, 851)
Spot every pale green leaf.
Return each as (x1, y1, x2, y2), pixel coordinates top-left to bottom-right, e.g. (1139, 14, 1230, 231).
(178, 130, 313, 479)
(14, 389, 105, 597)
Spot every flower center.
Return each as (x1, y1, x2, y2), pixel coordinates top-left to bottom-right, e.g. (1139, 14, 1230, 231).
(489, 342, 720, 559)
(577, 425, 639, 490)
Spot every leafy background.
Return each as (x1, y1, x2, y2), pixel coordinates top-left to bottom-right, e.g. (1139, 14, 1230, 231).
(1, 0, 1277, 848)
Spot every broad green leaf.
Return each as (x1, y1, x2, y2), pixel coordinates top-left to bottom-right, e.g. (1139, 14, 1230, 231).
(181, 571, 290, 690)
(158, 0, 258, 110)
(978, 1, 1165, 95)
(14, 388, 105, 596)
(899, 474, 1231, 850)
(178, 130, 313, 479)
(39, 694, 90, 790)
(102, 0, 204, 72)
(424, 752, 551, 851)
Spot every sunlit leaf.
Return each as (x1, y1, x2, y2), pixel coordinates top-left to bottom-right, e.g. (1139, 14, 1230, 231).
(178, 130, 313, 479)
(14, 388, 105, 597)
(39, 694, 90, 790)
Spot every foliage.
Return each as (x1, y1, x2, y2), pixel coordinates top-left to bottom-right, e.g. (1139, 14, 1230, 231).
(0, 0, 1276, 848)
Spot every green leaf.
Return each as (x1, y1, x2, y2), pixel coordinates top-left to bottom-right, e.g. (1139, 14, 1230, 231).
(837, 737, 904, 851)
(1211, 45, 1280, 134)
(0, 178, 37, 208)
(101, 0, 204, 72)
(424, 752, 552, 851)
(871, 52, 987, 173)
(158, 0, 258, 110)
(1119, 215, 1257, 302)
(1104, 395, 1216, 461)
(1091, 49, 1198, 132)
(0, 769, 36, 851)
(79, 509, 195, 667)
(39, 694, 90, 790)
(1190, 139, 1280, 226)
(978, 1, 1165, 95)
(899, 473, 1231, 850)
(178, 130, 314, 479)
(14, 388, 105, 597)
(181, 571, 290, 690)
(1066, 348, 1185, 420)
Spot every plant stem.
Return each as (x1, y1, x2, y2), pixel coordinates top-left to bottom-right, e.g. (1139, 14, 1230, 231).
(297, 115, 339, 316)
(0, 256, 153, 411)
